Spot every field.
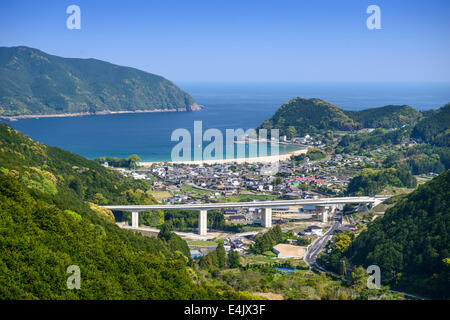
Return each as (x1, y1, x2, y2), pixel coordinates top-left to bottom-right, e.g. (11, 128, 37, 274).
(187, 240, 218, 247)
(147, 190, 172, 201)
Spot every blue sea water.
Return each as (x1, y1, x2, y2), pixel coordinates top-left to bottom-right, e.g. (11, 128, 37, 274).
(3, 82, 450, 162)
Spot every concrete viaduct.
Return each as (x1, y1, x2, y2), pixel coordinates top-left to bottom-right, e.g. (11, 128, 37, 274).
(103, 196, 386, 236)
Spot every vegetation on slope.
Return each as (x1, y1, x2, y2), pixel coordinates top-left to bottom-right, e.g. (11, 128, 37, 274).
(337, 103, 450, 175)
(350, 170, 450, 299)
(337, 127, 412, 154)
(0, 124, 252, 299)
(347, 168, 417, 196)
(411, 103, 450, 147)
(258, 98, 357, 137)
(0, 124, 155, 205)
(259, 98, 425, 137)
(0, 46, 196, 117)
(344, 105, 422, 129)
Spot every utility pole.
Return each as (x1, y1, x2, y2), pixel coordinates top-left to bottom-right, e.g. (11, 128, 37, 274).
(341, 259, 346, 278)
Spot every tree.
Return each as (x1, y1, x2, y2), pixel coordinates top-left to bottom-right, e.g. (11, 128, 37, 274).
(127, 154, 141, 168)
(228, 249, 241, 268)
(158, 223, 172, 241)
(333, 234, 351, 253)
(216, 243, 227, 269)
(273, 177, 282, 186)
(351, 266, 368, 290)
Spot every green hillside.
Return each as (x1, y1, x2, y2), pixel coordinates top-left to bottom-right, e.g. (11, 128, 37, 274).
(0, 46, 197, 117)
(344, 105, 422, 129)
(259, 98, 425, 137)
(0, 124, 252, 299)
(258, 98, 357, 137)
(0, 124, 156, 206)
(350, 170, 450, 299)
(411, 103, 450, 147)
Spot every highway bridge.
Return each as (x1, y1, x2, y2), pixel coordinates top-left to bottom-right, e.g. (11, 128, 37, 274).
(103, 196, 387, 235)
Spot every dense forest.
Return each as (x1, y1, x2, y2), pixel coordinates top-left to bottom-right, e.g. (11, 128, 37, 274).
(350, 171, 450, 298)
(337, 103, 450, 175)
(344, 105, 422, 129)
(0, 46, 197, 117)
(411, 103, 450, 147)
(347, 168, 417, 196)
(0, 124, 156, 206)
(337, 127, 412, 154)
(258, 98, 357, 137)
(0, 124, 252, 299)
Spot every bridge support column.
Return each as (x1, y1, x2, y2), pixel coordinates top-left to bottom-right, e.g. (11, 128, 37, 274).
(131, 211, 139, 229)
(373, 199, 382, 208)
(198, 210, 207, 235)
(317, 206, 328, 223)
(322, 210, 328, 223)
(262, 208, 272, 228)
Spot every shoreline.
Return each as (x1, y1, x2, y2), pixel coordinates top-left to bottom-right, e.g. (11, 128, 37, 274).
(0, 104, 204, 121)
(138, 147, 308, 166)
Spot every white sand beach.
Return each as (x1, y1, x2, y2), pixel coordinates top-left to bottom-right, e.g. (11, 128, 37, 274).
(138, 147, 308, 166)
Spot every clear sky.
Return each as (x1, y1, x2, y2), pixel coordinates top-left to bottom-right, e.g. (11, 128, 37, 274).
(1, 0, 449, 82)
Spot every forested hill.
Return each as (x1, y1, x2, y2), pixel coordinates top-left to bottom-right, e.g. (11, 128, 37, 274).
(411, 103, 450, 147)
(0, 46, 197, 117)
(350, 170, 450, 299)
(258, 98, 424, 137)
(259, 98, 357, 137)
(0, 124, 252, 299)
(344, 105, 422, 129)
(0, 123, 156, 206)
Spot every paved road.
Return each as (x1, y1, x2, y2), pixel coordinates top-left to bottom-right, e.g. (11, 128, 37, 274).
(304, 212, 342, 267)
(303, 213, 426, 300)
(119, 225, 218, 240)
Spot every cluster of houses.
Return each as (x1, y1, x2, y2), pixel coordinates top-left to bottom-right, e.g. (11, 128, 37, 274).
(298, 225, 323, 236)
(106, 137, 377, 205)
(280, 134, 323, 147)
(142, 159, 354, 198)
(113, 168, 150, 180)
(223, 238, 246, 253)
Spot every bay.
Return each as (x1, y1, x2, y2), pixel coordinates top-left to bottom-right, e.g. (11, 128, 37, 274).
(3, 82, 450, 162)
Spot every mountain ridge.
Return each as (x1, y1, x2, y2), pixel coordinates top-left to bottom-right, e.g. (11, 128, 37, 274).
(259, 97, 425, 137)
(0, 46, 199, 117)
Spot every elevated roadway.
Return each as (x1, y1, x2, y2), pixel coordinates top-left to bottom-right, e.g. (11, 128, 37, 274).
(103, 196, 387, 235)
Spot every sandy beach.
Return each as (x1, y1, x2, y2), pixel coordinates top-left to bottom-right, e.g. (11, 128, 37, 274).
(0, 104, 203, 121)
(138, 147, 308, 166)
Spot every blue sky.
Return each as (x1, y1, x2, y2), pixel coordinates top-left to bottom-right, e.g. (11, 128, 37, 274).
(1, 0, 449, 82)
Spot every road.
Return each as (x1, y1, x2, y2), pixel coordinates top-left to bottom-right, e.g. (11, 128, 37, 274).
(303, 212, 426, 300)
(103, 196, 387, 212)
(304, 211, 342, 267)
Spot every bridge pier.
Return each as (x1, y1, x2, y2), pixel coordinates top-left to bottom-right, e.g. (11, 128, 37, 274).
(373, 199, 382, 208)
(317, 205, 328, 223)
(198, 210, 207, 235)
(262, 207, 272, 228)
(131, 211, 139, 229)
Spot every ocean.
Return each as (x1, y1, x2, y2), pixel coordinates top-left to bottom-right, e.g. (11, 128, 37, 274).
(3, 82, 450, 162)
